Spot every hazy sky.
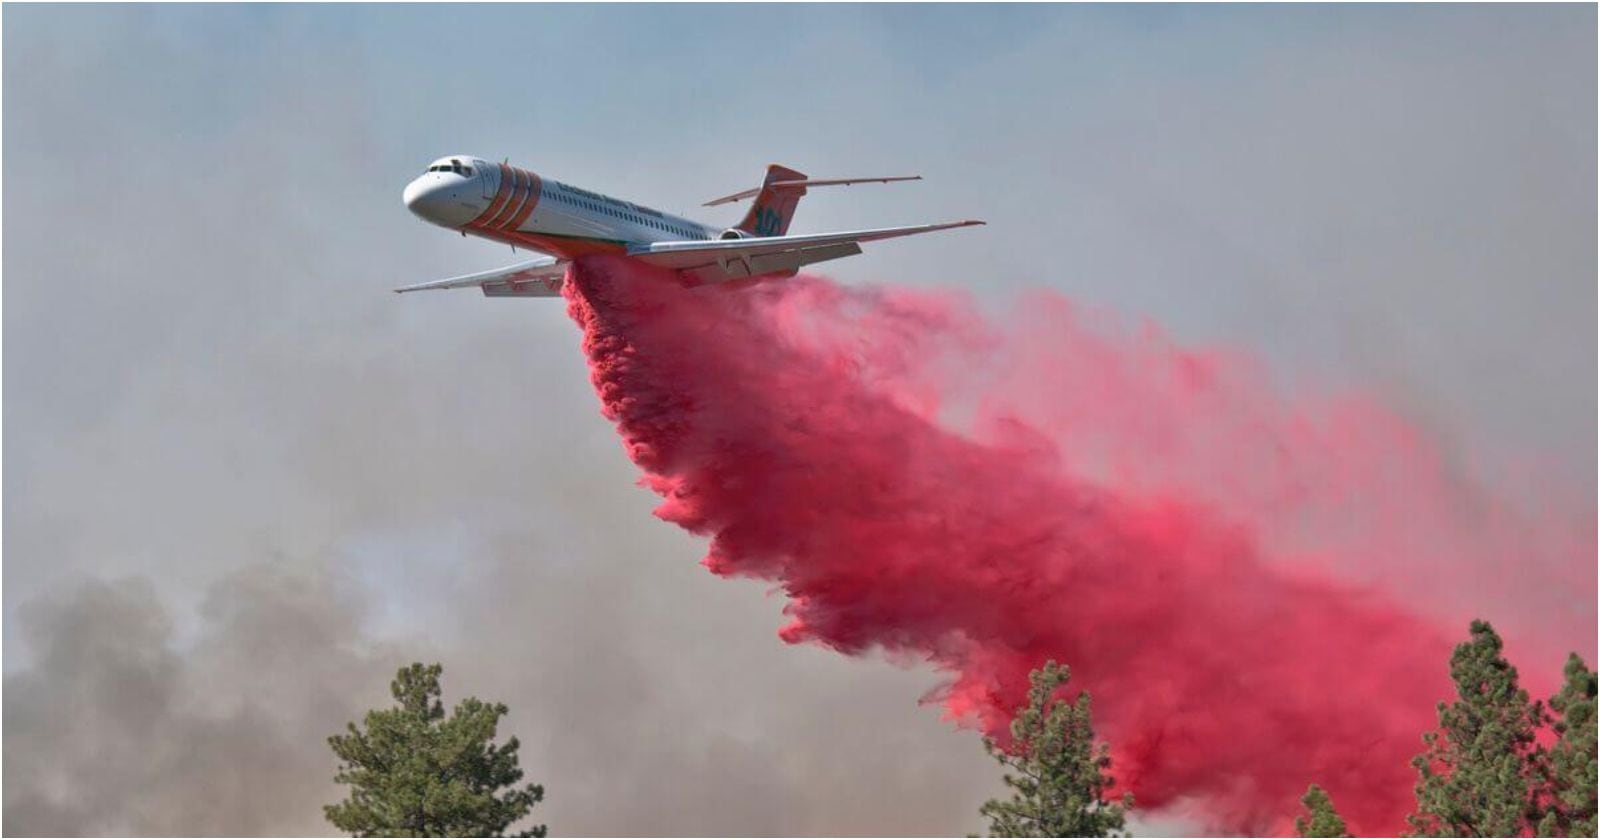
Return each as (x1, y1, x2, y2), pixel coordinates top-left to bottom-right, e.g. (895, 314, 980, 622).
(4, 4, 1593, 836)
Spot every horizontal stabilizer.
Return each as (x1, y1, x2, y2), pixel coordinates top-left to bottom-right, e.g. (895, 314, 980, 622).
(703, 175, 922, 207)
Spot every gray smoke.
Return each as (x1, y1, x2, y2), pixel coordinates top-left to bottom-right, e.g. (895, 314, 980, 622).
(4, 569, 404, 835)
(3, 554, 1011, 836)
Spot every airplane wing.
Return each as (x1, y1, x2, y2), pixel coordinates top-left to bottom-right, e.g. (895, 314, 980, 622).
(627, 220, 984, 284)
(393, 256, 567, 297)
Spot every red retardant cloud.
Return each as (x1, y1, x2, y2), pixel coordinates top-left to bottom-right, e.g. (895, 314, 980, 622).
(563, 255, 1594, 835)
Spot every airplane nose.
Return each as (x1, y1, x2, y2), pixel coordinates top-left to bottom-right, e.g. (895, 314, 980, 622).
(403, 175, 479, 228)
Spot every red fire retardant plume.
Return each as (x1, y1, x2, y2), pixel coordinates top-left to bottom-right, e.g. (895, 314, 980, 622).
(563, 255, 1595, 836)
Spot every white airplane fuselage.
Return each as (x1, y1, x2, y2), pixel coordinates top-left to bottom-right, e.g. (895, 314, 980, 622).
(404, 156, 721, 259)
(398, 154, 982, 296)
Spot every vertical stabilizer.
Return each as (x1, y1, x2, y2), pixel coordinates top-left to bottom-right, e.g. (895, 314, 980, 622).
(735, 164, 808, 237)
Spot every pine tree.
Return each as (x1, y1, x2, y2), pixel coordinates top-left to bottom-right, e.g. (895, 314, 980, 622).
(980, 661, 1131, 837)
(1537, 654, 1597, 837)
(325, 663, 546, 837)
(1295, 784, 1350, 838)
(1407, 620, 1546, 837)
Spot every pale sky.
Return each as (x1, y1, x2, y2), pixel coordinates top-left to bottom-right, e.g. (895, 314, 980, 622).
(4, 4, 1594, 836)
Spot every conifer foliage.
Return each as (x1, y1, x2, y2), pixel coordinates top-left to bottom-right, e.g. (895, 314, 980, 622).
(1295, 784, 1350, 838)
(326, 663, 545, 837)
(980, 661, 1131, 837)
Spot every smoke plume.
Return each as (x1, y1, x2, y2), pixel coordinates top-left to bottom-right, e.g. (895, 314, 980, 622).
(563, 254, 1594, 835)
(2, 567, 407, 836)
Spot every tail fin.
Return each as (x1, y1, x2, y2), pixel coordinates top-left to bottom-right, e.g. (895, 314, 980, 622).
(735, 164, 808, 237)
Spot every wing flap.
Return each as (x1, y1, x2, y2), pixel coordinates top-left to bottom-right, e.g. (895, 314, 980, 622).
(394, 257, 567, 296)
(627, 220, 981, 284)
(746, 241, 862, 276)
(480, 278, 564, 297)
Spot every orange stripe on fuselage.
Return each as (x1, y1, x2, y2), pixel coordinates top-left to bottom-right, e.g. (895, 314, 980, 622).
(469, 163, 514, 228)
(486, 167, 528, 230)
(503, 167, 542, 232)
(464, 165, 621, 258)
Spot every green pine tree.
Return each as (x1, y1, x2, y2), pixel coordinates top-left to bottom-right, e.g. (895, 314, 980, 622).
(1407, 620, 1546, 837)
(1537, 654, 1597, 837)
(1295, 784, 1350, 838)
(325, 663, 546, 837)
(980, 661, 1131, 837)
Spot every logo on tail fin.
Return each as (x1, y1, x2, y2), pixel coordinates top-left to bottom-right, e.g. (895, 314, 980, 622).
(752, 206, 784, 236)
(737, 164, 808, 238)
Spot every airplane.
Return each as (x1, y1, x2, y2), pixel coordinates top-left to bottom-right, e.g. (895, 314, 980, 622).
(397, 157, 984, 296)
